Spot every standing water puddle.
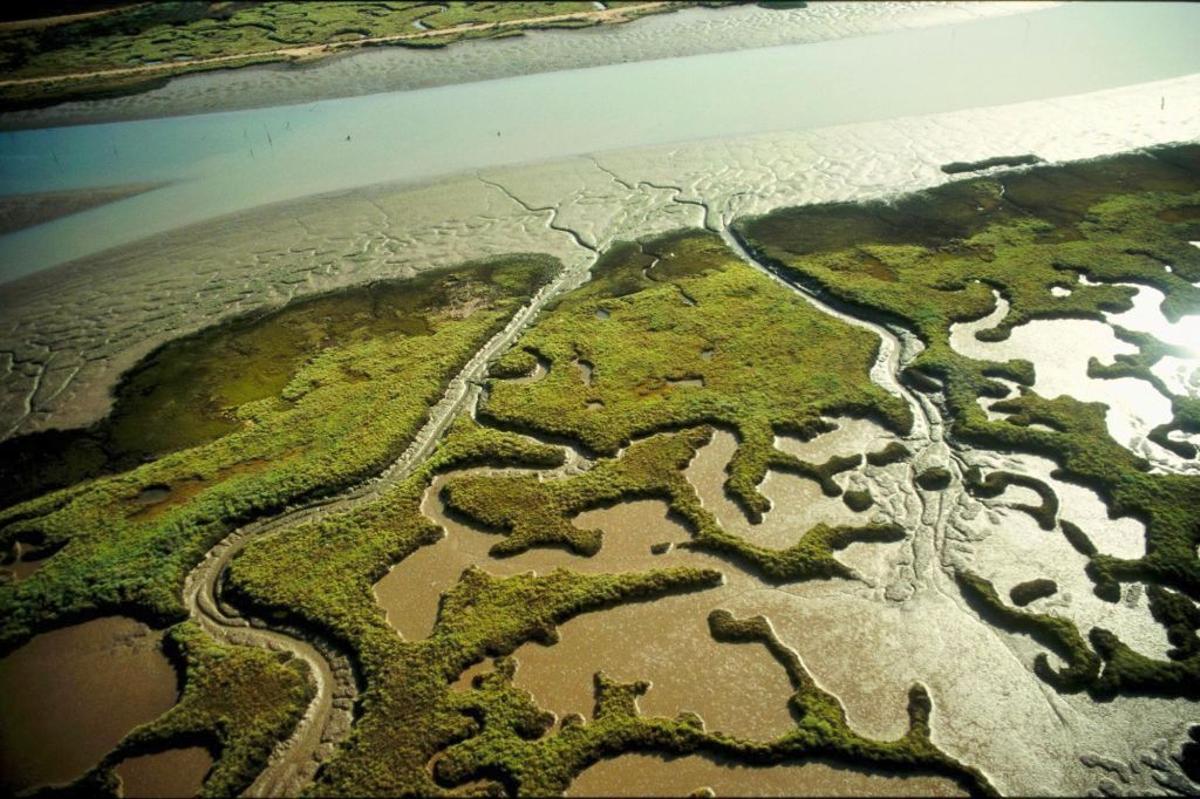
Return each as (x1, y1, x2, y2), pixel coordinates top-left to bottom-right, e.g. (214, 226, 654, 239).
(949, 294, 1173, 459)
(375, 475, 798, 740)
(115, 746, 212, 798)
(0, 617, 178, 794)
(683, 428, 881, 550)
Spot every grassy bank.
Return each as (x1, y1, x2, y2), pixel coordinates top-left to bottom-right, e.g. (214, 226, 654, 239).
(0, 2, 701, 112)
(0, 256, 556, 653)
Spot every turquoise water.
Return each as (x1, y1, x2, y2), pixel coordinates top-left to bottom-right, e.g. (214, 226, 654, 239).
(0, 1, 1198, 282)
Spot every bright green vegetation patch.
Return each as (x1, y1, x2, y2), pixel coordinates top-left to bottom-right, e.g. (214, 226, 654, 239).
(964, 468, 1058, 531)
(0, 2, 690, 111)
(226, 415, 569, 666)
(67, 621, 315, 798)
(735, 143, 1200, 699)
(0, 256, 556, 653)
(480, 229, 910, 520)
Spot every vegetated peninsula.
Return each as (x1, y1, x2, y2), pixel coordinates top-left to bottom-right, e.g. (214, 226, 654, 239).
(0, 1, 728, 111)
(2, 143, 1199, 796)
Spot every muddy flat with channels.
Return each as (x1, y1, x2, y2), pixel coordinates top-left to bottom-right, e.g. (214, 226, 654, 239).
(2, 3, 1200, 798)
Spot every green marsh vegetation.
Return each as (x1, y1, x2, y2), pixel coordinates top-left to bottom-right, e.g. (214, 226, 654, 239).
(735, 143, 1200, 699)
(441, 427, 906, 582)
(68, 621, 316, 798)
(224, 415, 734, 794)
(4, 140, 1199, 793)
(0, 2, 692, 111)
(479, 230, 912, 521)
(224, 416, 991, 796)
(0, 256, 556, 653)
(221, 231, 992, 793)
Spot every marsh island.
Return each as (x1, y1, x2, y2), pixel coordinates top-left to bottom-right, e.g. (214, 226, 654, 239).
(1, 2, 1199, 797)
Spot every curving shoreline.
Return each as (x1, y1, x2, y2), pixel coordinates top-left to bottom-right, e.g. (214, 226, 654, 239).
(177, 248, 595, 795)
(0, 2, 1057, 131)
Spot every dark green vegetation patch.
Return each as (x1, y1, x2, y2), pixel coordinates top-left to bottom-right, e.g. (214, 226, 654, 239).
(0, 2, 699, 112)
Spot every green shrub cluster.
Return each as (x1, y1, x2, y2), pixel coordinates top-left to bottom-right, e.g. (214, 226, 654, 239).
(480, 230, 910, 521)
(442, 427, 904, 584)
(1009, 578, 1057, 607)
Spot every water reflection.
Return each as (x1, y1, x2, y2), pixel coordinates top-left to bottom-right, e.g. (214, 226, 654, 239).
(949, 293, 1175, 460)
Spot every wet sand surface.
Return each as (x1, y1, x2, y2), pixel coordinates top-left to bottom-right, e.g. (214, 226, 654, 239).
(4, 72, 1198, 442)
(565, 751, 965, 797)
(0, 182, 167, 235)
(0, 616, 178, 794)
(964, 498, 1169, 659)
(115, 745, 212, 798)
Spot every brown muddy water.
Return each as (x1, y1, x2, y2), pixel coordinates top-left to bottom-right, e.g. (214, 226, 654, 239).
(509, 499, 796, 739)
(375, 476, 798, 739)
(684, 429, 876, 549)
(565, 751, 964, 797)
(115, 746, 212, 798)
(2, 541, 52, 581)
(0, 616, 178, 794)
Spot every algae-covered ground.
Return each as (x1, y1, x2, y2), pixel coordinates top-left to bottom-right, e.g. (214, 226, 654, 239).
(2, 144, 1199, 796)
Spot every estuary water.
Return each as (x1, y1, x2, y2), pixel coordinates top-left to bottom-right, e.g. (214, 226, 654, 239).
(0, 1, 1198, 280)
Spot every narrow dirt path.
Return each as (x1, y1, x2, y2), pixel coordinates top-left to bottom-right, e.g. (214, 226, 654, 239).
(0, 2, 671, 89)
